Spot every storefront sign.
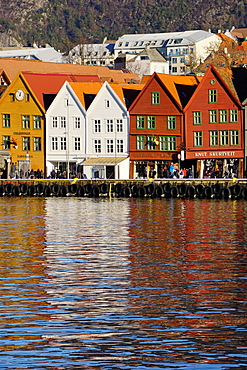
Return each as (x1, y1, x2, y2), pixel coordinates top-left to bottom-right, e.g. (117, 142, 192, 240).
(195, 151, 236, 157)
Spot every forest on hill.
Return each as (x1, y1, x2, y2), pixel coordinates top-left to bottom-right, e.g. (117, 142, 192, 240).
(0, 0, 246, 51)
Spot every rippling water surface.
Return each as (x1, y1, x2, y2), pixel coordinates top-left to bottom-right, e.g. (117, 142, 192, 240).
(0, 197, 246, 369)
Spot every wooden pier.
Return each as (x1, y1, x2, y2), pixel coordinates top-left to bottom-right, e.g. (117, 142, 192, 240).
(0, 178, 247, 199)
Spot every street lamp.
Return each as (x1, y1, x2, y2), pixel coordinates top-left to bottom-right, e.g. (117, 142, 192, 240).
(65, 97, 73, 179)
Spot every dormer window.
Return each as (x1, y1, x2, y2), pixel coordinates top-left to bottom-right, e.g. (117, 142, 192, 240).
(125, 42, 129, 47)
(174, 39, 183, 44)
(139, 41, 143, 46)
(118, 42, 122, 47)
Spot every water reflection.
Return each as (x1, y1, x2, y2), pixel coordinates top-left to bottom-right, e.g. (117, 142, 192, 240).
(0, 197, 246, 369)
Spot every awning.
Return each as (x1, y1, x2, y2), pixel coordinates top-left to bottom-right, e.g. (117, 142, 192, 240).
(82, 157, 128, 166)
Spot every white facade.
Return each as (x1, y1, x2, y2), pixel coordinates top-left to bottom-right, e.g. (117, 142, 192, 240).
(67, 43, 115, 67)
(83, 82, 129, 179)
(45, 82, 87, 178)
(115, 30, 221, 74)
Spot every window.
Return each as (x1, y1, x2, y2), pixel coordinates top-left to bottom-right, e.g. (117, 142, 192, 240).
(147, 116, 155, 129)
(22, 115, 30, 129)
(209, 110, 217, 124)
(209, 89, 217, 103)
(26, 94, 30, 102)
(151, 92, 160, 105)
(159, 136, 176, 151)
(194, 131, 202, 146)
(172, 67, 177, 73)
(220, 130, 228, 146)
(23, 137, 30, 151)
(61, 137, 66, 150)
(9, 93, 15, 102)
(106, 139, 114, 153)
(33, 115, 41, 129)
(220, 110, 227, 123)
(52, 117, 58, 128)
(74, 137, 81, 151)
(3, 136, 10, 149)
(230, 109, 238, 122)
(137, 135, 144, 150)
(106, 119, 113, 132)
(172, 58, 177, 63)
(136, 116, 144, 129)
(193, 111, 201, 125)
(116, 139, 124, 153)
(94, 119, 101, 133)
(74, 117, 81, 129)
(51, 137, 58, 150)
(180, 57, 185, 63)
(167, 116, 176, 130)
(210, 130, 218, 146)
(34, 137, 41, 151)
(116, 119, 123, 132)
(3, 114, 10, 127)
(230, 130, 239, 146)
(147, 136, 156, 150)
(105, 100, 110, 108)
(60, 116, 66, 129)
(94, 139, 101, 153)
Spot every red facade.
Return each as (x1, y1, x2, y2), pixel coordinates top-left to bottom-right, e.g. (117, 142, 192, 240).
(129, 74, 183, 179)
(184, 65, 244, 178)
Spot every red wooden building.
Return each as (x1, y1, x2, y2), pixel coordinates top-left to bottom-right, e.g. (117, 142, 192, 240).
(184, 65, 244, 178)
(129, 73, 201, 179)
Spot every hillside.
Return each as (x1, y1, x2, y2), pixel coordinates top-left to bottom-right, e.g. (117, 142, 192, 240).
(0, 0, 246, 51)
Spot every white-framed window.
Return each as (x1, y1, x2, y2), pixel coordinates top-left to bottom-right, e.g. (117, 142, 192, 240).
(116, 139, 124, 153)
(51, 137, 58, 150)
(116, 119, 123, 132)
(61, 137, 66, 150)
(52, 116, 58, 128)
(209, 130, 218, 146)
(94, 119, 101, 133)
(220, 130, 228, 146)
(74, 117, 81, 129)
(74, 137, 81, 151)
(106, 119, 113, 132)
(60, 116, 66, 129)
(106, 139, 114, 153)
(230, 130, 239, 146)
(94, 139, 101, 153)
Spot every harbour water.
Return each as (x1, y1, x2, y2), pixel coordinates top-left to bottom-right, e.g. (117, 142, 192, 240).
(0, 197, 247, 369)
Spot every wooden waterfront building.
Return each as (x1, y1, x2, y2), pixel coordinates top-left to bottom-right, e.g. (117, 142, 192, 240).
(184, 65, 244, 178)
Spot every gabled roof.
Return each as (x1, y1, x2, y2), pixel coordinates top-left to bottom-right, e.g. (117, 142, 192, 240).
(231, 67, 247, 103)
(128, 48, 167, 63)
(68, 82, 103, 109)
(155, 73, 202, 107)
(0, 47, 63, 63)
(22, 72, 101, 109)
(184, 64, 241, 111)
(0, 57, 140, 83)
(110, 83, 144, 108)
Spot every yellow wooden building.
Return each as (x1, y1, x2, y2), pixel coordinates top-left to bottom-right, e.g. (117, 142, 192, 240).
(0, 73, 45, 178)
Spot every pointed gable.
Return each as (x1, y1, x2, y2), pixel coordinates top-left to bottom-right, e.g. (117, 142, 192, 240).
(69, 82, 103, 109)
